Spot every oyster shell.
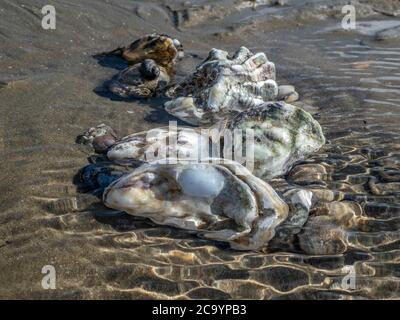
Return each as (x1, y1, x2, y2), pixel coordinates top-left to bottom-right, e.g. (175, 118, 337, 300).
(76, 124, 118, 153)
(269, 188, 314, 252)
(298, 215, 347, 255)
(277, 85, 299, 103)
(103, 159, 289, 250)
(106, 125, 211, 163)
(109, 59, 171, 98)
(222, 102, 325, 179)
(279, 189, 314, 236)
(101, 33, 184, 69)
(100, 34, 184, 99)
(164, 46, 297, 125)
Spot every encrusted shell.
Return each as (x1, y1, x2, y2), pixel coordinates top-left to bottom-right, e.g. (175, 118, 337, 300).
(223, 102, 325, 179)
(102, 34, 184, 98)
(298, 215, 347, 255)
(164, 47, 280, 125)
(109, 59, 170, 98)
(76, 124, 117, 153)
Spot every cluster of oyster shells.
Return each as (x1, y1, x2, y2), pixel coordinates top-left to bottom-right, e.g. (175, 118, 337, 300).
(101, 34, 184, 98)
(80, 34, 327, 251)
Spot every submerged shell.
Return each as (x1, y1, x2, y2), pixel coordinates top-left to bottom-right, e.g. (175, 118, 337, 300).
(103, 159, 289, 250)
(165, 47, 280, 125)
(109, 59, 170, 98)
(275, 189, 313, 238)
(298, 215, 347, 255)
(268, 188, 314, 251)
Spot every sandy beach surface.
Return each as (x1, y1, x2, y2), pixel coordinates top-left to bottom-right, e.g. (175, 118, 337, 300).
(1, 0, 400, 299)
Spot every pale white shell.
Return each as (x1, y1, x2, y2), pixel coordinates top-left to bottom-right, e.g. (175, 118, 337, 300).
(103, 159, 289, 250)
(107, 126, 211, 164)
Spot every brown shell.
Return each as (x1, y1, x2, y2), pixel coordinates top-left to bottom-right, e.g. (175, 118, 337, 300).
(105, 34, 182, 72)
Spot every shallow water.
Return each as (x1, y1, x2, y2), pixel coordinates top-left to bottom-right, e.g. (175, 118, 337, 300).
(0, 0, 399, 299)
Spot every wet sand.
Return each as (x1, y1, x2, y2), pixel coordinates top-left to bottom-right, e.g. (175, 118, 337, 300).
(0, 0, 400, 299)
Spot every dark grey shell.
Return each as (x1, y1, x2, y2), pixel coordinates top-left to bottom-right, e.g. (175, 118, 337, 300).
(109, 59, 170, 98)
